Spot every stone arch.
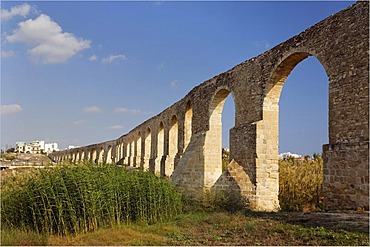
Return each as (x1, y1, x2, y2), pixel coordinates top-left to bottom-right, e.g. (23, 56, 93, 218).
(92, 149, 97, 163)
(135, 131, 142, 167)
(166, 115, 178, 176)
(129, 137, 135, 166)
(116, 142, 121, 162)
(81, 150, 85, 162)
(262, 52, 314, 161)
(184, 100, 193, 151)
(125, 141, 130, 165)
(107, 145, 113, 164)
(98, 147, 105, 163)
(76, 151, 80, 162)
(120, 142, 125, 163)
(265, 52, 329, 158)
(144, 127, 152, 170)
(204, 87, 236, 188)
(258, 51, 330, 211)
(156, 121, 165, 175)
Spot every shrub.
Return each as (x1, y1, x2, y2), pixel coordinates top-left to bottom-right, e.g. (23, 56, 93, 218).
(2, 153, 16, 161)
(1, 163, 182, 235)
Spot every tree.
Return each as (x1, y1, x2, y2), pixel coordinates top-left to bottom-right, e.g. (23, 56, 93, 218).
(6, 148, 15, 153)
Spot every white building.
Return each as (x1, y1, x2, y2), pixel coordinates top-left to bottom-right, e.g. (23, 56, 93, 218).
(15, 141, 26, 153)
(279, 152, 302, 160)
(15, 140, 59, 154)
(44, 143, 59, 154)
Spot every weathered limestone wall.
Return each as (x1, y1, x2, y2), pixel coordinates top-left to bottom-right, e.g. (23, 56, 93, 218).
(49, 2, 369, 211)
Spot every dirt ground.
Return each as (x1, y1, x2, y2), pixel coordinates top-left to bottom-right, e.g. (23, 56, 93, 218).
(249, 211, 369, 233)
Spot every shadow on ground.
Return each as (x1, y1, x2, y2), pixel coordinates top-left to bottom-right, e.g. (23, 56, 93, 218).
(245, 211, 369, 233)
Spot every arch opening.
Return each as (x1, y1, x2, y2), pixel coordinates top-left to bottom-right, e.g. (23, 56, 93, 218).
(144, 127, 151, 170)
(167, 115, 178, 176)
(205, 88, 236, 188)
(184, 101, 193, 151)
(107, 145, 113, 164)
(92, 149, 97, 163)
(157, 122, 165, 175)
(117, 143, 121, 162)
(98, 147, 105, 163)
(81, 151, 85, 162)
(129, 138, 135, 166)
(136, 132, 142, 167)
(222, 93, 235, 172)
(263, 53, 329, 211)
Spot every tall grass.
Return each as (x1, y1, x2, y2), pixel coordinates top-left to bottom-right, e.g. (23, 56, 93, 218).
(279, 156, 323, 212)
(1, 163, 182, 235)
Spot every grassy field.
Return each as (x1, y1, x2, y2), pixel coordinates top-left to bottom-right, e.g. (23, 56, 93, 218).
(1, 158, 369, 246)
(2, 211, 368, 246)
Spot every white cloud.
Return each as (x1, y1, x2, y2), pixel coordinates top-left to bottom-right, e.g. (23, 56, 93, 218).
(1, 3, 34, 21)
(89, 54, 97, 61)
(170, 79, 181, 88)
(73, 120, 87, 126)
(6, 14, 91, 64)
(1, 104, 22, 115)
(107, 125, 124, 130)
(83, 106, 102, 113)
(102, 54, 127, 64)
(1, 50, 16, 58)
(114, 107, 141, 114)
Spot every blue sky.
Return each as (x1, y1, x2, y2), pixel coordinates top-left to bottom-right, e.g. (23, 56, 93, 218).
(1, 1, 354, 155)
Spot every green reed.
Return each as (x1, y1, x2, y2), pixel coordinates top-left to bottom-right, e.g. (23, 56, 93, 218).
(1, 163, 182, 235)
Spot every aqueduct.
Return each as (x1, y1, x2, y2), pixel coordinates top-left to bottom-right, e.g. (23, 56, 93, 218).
(49, 2, 369, 211)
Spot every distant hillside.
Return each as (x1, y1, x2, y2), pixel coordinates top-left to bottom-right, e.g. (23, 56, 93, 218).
(1, 153, 53, 166)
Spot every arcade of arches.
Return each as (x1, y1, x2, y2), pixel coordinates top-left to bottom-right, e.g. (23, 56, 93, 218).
(50, 2, 369, 211)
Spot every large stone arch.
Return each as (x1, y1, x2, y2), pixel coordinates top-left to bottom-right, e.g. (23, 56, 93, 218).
(255, 52, 330, 211)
